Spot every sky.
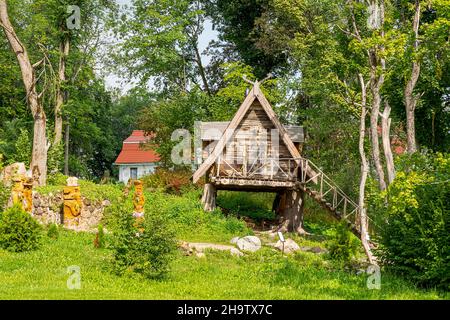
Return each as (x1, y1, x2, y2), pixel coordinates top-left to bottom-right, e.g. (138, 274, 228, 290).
(103, 0, 219, 94)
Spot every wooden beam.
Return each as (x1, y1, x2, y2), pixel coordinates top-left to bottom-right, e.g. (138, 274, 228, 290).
(212, 177, 296, 189)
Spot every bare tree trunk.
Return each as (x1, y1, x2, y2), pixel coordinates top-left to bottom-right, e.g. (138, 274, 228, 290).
(380, 101, 396, 184)
(32, 114, 48, 186)
(367, 0, 387, 191)
(277, 188, 307, 235)
(201, 183, 216, 212)
(54, 37, 70, 146)
(358, 74, 376, 265)
(194, 44, 211, 95)
(404, 0, 421, 154)
(0, 0, 47, 185)
(64, 123, 70, 175)
(369, 56, 387, 191)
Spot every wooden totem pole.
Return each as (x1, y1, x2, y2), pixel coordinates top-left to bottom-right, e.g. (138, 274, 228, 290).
(63, 177, 82, 226)
(132, 180, 145, 232)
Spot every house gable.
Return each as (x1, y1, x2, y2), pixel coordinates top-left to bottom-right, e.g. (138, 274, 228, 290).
(193, 82, 303, 183)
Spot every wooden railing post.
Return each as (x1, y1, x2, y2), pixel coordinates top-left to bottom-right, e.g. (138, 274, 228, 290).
(320, 173, 324, 197)
(344, 198, 347, 217)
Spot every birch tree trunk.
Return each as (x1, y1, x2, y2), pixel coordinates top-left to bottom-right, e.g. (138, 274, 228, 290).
(358, 74, 376, 265)
(404, 0, 421, 154)
(0, 0, 47, 185)
(368, 0, 387, 191)
(369, 52, 387, 191)
(381, 101, 396, 184)
(54, 37, 70, 146)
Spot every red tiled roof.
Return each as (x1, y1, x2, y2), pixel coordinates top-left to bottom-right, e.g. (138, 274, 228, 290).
(123, 130, 156, 143)
(114, 130, 160, 164)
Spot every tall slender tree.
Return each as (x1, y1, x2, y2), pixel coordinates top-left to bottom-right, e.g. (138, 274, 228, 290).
(404, 0, 421, 153)
(0, 0, 48, 185)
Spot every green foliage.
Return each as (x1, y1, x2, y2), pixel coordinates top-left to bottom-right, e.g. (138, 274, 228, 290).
(205, 0, 284, 78)
(14, 129, 32, 166)
(47, 173, 69, 186)
(141, 168, 195, 194)
(0, 181, 10, 211)
(326, 222, 359, 264)
(47, 143, 64, 175)
(216, 191, 275, 221)
(47, 223, 59, 240)
(0, 120, 32, 165)
(112, 0, 206, 91)
(138, 89, 209, 167)
(95, 224, 105, 249)
(111, 199, 177, 279)
(0, 205, 43, 252)
(374, 152, 450, 290)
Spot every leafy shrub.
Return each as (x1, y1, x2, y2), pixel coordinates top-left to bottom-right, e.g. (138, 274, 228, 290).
(326, 222, 359, 263)
(0, 205, 43, 252)
(47, 143, 64, 174)
(374, 152, 450, 290)
(47, 173, 69, 186)
(47, 223, 59, 240)
(111, 199, 177, 279)
(0, 182, 10, 211)
(13, 129, 32, 166)
(141, 168, 194, 194)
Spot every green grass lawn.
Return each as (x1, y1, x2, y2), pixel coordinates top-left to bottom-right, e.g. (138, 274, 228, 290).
(0, 229, 446, 300)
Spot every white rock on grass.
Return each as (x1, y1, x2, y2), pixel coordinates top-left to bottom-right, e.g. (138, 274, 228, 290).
(180, 242, 244, 257)
(272, 238, 300, 254)
(230, 237, 240, 244)
(236, 236, 261, 252)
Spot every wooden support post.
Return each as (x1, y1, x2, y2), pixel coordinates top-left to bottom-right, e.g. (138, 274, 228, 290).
(201, 183, 216, 212)
(243, 145, 247, 177)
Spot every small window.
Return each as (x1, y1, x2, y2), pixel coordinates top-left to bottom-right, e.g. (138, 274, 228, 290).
(130, 167, 138, 180)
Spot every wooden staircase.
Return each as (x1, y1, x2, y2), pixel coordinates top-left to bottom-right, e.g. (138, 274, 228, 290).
(294, 157, 375, 240)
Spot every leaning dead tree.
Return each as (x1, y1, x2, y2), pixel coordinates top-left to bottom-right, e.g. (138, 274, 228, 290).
(0, 0, 48, 185)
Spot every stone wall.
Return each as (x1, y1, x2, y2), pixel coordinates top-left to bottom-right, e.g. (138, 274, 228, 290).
(32, 191, 110, 232)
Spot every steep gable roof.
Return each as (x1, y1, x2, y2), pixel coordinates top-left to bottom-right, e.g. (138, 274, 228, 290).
(193, 82, 306, 183)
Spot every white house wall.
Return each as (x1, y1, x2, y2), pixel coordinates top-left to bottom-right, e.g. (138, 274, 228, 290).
(118, 163, 158, 184)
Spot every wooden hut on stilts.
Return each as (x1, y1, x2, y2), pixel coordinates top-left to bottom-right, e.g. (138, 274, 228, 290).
(193, 80, 365, 238)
